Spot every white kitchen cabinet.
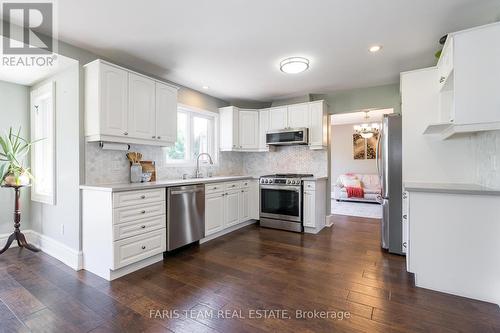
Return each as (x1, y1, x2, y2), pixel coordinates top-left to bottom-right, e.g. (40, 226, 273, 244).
(258, 109, 270, 151)
(308, 101, 327, 149)
(85, 61, 128, 137)
(204, 180, 259, 238)
(128, 73, 156, 140)
(239, 110, 259, 150)
(423, 22, 500, 139)
(239, 187, 250, 222)
(219, 106, 239, 151)
(82, 188, 167, 281)
(205, 192, 225, 235)
(84, 59, 178, 146)
(303, 179, 326, 234)
(155, 82, 178, 143)
(269, 106, 288, 130)
(287, 103, 309, 128)
(224, 189, 240, 227)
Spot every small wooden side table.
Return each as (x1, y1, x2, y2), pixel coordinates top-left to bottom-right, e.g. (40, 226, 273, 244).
(0, 184, 40, 254)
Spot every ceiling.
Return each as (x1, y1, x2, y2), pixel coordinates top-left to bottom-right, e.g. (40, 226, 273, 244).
(14, 0, 500, 101)
(331, 108, 394, 125)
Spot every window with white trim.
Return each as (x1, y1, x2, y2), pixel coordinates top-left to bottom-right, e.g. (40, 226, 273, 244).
(166, 105, 218, 165)
(30, 81, 56, 205)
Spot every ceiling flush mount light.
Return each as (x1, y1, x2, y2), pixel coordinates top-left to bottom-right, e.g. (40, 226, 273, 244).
(369, 45, 382, 53)
(354, 111, 380, 139)
(280, 57, 310, 74)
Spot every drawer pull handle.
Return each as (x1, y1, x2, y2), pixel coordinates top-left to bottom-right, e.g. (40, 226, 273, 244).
(140, 195, 146, 199)
(141, 246, 146, 250)
(231, 185, 235, 187)
(213, 187, 217, 190)
(140, 210, 146, 214)
(140, 225, 146, 229)
(403, 214, 407, 219)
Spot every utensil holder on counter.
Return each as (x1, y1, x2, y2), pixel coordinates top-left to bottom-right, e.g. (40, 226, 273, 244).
(130, 163, 142, 183)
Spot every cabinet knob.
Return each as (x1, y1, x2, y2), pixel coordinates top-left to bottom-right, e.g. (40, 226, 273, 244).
(124, 132, 128, 135)
(403, 242, 407, 248)
(140, 210, 146, 214)
(439, 76, 446, 83)
(157, 136, 161, 139)
(152, 135, 156, 139)
(403, 214, 407, 219)
(140, 195, 146, 199)
(140, 225, 146, 229)
(141, 245, 146, 250)
(241, 190, 244, 193)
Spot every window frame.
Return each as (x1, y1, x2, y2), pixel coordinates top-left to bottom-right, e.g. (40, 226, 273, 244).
(30, 81, 56, 205)
(165, 104, 218, 167)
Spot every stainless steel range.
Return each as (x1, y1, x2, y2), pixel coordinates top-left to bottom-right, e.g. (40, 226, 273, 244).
(259, 173, 313, 232)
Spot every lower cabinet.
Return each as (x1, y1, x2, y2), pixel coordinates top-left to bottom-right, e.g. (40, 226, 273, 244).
(205, 179, 258, 236)
(302, 180, 327, 234)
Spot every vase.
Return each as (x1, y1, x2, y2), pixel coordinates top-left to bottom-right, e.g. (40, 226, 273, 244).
(3, 173, 30, 186)
(130, 163, 142, 183)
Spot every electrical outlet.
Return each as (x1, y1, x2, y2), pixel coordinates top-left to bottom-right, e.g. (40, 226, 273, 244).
(60, 224, 65, 235)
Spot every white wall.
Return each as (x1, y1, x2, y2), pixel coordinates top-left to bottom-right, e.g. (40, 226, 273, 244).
(0, 81, 30, 235)
(30, 64, 80, 251)
(330, 124, 377, 184)
(401, 68, 475, 184)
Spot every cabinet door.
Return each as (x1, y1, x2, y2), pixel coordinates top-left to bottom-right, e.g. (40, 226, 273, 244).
(224, 190, 240, 227)
(155, 82, 177, 143)
(269, 106, 288, 130)
(303, 190, 315, 227)
(239, 188, 250, 222)
(258, 109, 270, 150)
(99, 63, 128, 136)
(219, 107, 239, 150)
(205, 192, 225, 236)
(402, 191, 409, 255)
(128, 73, 156, 139)
(239, 110, 259, 149)
(287, 103, 309, 128)
(308, 102, 325, 147)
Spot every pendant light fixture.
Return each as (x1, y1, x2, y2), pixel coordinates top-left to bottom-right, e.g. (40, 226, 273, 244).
(353, 111, 380, 139)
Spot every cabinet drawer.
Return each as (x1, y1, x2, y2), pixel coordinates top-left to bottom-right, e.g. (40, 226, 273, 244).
(113, 215, 166, 241)
(113, 228, 166, 269)
(113, 201, 166, 225)
(224, 181, 241, 190)
(303, 181, 316, 190)
(113, 188, 165, 208)
(205, 182, 225, 194)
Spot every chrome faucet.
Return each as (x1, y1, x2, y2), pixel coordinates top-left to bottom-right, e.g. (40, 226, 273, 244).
(195, 153, 214, 178)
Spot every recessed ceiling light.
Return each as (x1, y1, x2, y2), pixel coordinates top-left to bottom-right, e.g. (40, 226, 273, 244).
(369, 45, 382, 53)
(280, 57, 310, 74)
(202, 85, 209, 90)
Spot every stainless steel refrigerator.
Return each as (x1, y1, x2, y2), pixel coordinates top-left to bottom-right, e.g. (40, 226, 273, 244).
(377, 114, 403, 255)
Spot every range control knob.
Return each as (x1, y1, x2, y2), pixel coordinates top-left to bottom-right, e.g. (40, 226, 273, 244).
(269, 179, 273, 184)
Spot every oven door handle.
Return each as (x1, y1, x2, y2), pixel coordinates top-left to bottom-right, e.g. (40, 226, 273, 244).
(260, 185, 301, 192)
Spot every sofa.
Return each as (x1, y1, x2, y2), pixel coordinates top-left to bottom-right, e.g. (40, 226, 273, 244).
(333, 173, 381, 203)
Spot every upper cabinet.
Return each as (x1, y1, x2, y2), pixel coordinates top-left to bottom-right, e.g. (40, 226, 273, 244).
(423, 22, 500, 139)
(84, 59, 178, 146)
(219, 100, 327, 152)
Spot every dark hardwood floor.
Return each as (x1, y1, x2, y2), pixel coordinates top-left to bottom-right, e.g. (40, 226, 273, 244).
(1, 215, 499, 332)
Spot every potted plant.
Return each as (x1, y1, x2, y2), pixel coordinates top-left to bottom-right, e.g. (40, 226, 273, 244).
(0, 127, 39, 186)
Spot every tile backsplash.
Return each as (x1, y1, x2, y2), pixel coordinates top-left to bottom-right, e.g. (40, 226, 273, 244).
(473, 130, 500, 189)
(85, 142, 328, 184)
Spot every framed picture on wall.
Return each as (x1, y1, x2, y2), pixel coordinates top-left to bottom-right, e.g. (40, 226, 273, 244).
(353, 133, 378, 160)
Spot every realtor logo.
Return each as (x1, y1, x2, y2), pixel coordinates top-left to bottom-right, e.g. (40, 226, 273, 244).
(2, 2, 53, 54)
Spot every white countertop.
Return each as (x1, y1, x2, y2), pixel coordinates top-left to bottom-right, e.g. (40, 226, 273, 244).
(404, 182, 500, 196)
(80, 175, 256, 192)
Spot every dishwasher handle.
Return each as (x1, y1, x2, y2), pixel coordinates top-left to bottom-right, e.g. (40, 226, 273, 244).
(170, 188, 204, 195)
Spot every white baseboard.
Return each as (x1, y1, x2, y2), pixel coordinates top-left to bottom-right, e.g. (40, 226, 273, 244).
(200, 220, 257, 244)
(0, 229, 82, 271)
(325, 214, 334, 227)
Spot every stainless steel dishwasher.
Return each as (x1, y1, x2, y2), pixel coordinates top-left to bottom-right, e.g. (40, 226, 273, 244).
(166, 184, 205, 251)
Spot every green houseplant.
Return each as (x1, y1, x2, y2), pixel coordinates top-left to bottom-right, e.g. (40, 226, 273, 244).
(0, 127, 39, 186)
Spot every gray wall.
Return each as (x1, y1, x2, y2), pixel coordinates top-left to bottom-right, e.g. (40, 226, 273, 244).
(311, 83, 400, 115)
(0, 80, 30, 234)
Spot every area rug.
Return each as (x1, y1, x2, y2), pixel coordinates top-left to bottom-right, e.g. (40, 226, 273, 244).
(331, 199, 382, 219)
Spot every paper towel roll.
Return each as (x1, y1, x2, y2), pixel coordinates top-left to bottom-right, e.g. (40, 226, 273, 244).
(99, 141, 130, 151)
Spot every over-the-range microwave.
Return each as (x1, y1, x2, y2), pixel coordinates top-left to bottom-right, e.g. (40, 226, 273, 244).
(266, 128, 309, 146)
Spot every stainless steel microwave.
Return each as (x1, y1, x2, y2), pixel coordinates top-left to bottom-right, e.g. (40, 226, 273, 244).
(266, 128, 308, 146)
